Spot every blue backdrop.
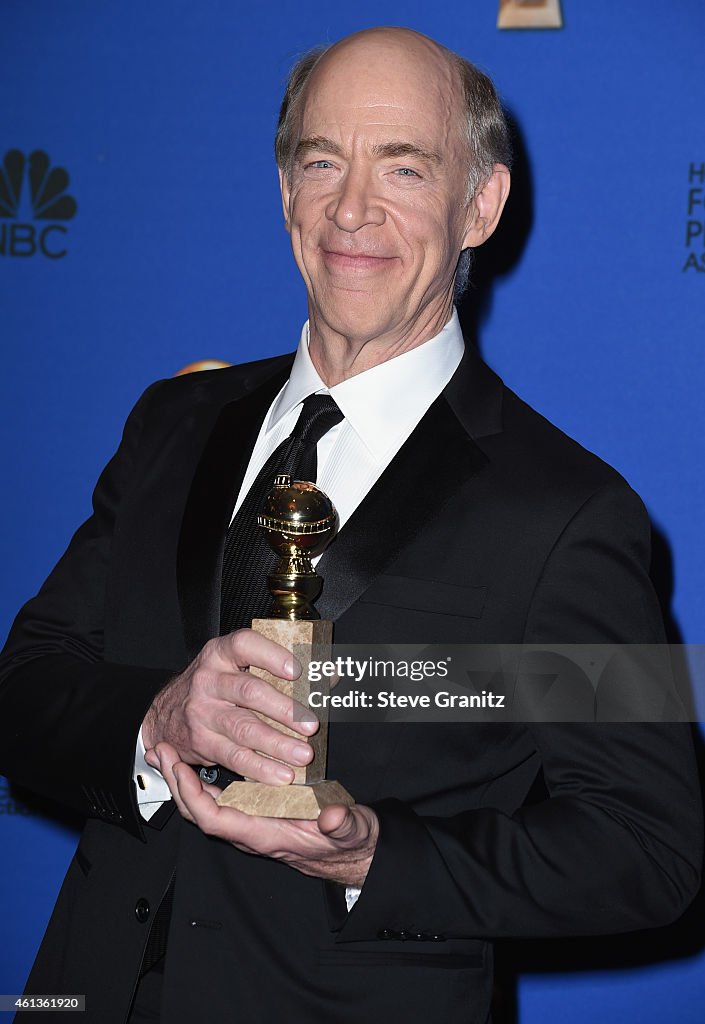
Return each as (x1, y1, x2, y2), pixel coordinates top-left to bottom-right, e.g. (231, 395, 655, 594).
(1, 1, 704, 1020)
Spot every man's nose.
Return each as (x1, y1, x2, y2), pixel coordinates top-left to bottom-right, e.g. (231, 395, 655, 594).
(325, 166, 385, 232)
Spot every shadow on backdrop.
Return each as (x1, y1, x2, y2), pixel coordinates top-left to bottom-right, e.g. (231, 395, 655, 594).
(457, 110, 534, 352)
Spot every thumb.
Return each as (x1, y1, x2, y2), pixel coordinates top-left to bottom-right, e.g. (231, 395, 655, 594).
(144, 747, 160, 770)
(318, 804, 361, 842)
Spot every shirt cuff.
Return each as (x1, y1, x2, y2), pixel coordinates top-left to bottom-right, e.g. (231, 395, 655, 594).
(134, 726, 172, 821)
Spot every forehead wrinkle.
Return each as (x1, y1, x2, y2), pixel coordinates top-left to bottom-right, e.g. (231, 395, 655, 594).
(302, 78, 465, 153)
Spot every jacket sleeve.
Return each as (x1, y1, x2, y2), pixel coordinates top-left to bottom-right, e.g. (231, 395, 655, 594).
(334, 481, 702, 941)
(0, 382, 174, 839)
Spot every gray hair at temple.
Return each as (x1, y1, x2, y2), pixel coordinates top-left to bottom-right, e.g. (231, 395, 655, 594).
(274, 42, 512, 296)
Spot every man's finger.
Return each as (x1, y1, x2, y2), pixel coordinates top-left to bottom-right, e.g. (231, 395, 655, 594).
(144, 748, 160, 770)
(171, 761, 264, 849)
(225, 670, 319, 736)
(220, 628, 301, 680)
(159, 746, 249, 842)
(154, 742, 198, 823)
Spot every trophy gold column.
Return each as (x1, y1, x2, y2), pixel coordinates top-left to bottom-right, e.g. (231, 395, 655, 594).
(216, 474, 354, 819)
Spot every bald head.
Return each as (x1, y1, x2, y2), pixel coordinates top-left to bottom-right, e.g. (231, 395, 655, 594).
(275, 26, 511, 199)
(314, 26, 460, 88)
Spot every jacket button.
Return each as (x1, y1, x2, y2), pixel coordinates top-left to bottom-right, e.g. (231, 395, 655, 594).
(377, 929, 395, 940)
(134, 898, 150, 923)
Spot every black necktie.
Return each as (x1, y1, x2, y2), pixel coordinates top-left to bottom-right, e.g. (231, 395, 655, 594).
(219, 394, 343, 633)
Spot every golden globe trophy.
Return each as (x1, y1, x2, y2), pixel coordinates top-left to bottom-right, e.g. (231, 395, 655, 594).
(216, 474, 354, 819)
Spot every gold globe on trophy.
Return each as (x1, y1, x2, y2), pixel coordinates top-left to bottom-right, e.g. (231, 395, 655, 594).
(258, 474, 338, 620)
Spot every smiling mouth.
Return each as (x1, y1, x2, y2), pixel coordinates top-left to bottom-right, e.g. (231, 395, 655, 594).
(321, 249, 396, 271)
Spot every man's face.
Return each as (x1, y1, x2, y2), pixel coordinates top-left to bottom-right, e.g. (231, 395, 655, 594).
(280, 32, 478, 352)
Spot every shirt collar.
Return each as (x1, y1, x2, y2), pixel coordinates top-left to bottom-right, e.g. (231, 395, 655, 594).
(269, 311, 465, 462)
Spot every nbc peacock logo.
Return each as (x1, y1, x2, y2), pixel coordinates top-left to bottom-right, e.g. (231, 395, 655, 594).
(0, 149, 78, 259)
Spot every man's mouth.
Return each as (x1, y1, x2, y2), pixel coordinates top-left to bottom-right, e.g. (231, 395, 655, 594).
(321, 248, 396, 271)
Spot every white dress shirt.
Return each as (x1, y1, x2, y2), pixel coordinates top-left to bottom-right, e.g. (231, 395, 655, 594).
(134, 311, 466, 896)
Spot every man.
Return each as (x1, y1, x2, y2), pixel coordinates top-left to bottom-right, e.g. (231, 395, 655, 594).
(0, 26, 701, 1024)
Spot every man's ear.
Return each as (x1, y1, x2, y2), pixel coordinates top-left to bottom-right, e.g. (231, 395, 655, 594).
(278, 167, 291, 233)
(462, 163, 511, 249)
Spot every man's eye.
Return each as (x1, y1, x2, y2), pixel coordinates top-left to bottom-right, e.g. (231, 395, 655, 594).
(307, 160, 334, 169)
(395, 167, 420, 177)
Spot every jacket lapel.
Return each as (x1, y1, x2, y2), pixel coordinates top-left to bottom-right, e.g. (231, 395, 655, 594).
(177, 361, 292, 659)
(317, 343, 504, 621)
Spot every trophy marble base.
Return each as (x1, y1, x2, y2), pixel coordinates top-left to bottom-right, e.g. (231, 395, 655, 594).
(214, 616, 354, 819)
(216, 779, 354, 819)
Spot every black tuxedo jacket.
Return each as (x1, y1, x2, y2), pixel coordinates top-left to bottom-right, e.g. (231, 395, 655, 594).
(0, 343, 701, 1024)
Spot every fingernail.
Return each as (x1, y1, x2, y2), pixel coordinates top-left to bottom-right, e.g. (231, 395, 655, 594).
(284, 657, 297, 677)
(274, 764, 294, 783)
(293, 743, 312, 764)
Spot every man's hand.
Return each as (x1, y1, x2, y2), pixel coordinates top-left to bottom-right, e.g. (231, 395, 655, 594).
(151, 741, 379, 887)
(141, 629, 318, 786)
